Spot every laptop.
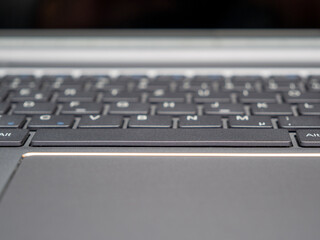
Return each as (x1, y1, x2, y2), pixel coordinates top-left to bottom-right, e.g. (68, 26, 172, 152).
(0, 1, 320, 240)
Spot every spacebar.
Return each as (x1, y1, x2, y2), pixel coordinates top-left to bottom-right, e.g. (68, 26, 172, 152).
(31, 129, 292, 147)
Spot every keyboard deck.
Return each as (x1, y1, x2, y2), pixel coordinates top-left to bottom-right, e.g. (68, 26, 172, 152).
(0, 73, 320, 147)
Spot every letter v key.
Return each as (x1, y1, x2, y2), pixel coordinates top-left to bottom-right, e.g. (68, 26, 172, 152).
(89, 115, 101, 121)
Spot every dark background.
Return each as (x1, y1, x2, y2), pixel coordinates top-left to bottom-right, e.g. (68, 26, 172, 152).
(0, 0, 320, 29)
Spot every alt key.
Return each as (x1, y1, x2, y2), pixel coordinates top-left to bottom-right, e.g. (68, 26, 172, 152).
(0, 129, 29, 146)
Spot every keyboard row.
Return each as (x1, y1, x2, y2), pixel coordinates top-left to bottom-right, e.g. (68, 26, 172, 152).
(1, 128, 320, 147)
(1, 75, 320, 92)
(1, 89, 320, 103)
(1, 102, 320, 116)
(1, 115, 320, 130)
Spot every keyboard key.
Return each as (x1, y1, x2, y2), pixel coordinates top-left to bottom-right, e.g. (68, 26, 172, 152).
(156, 75, 185, 82)
(278, 116, 320, 130)
(28, 115, 74, 130)
(149, 92, 186, 103)
(78, 115, 123, 128)
(157, 102, 196, 115)
(3, 75, 39, 90)
(0, 103, 10, 114)
(179, 115, 222, 128)
(128, 115, 172, 128)
(224, 82, 257, 92)
(109, 102, 149, 115)
(251, 103, 293, 116)
(10, 89, 51, 102)
(0, 129, 29, 146)
(3, 75, 36, 85)
(57, 90, 96, 102)
(61, 102, 103, 115)
(31, 129, 292, 147)
(13, 102, 56, 115)
(193, 75, 224, 82)
(0, 88, 9, 102)
(204, 103, 245, 116)
(307, 77, 320, 92)
(117, 75, 148, 82)
(231, 75, 262, 83)
(283, 91, 320, 103)
(298, 103, 320, 116)
(42, 76, 83, 91)
(239, 92, 277, 103)
(0, 115, 26, 128)
(193, 91, 230, 103)
(42, 75, 73, 83)
(228, 115, 273, 128)
(134, 79, 169, 92)
(265, 77, 300, 92)
(103, 91, 140, 103)
(82, 75, 111, 90)
(178, 80, 213, 92)
(296, 130, 320, 147)
(222, 80, 256, 92)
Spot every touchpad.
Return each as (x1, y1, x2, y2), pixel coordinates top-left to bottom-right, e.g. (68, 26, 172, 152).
(0, 154, 320, 240)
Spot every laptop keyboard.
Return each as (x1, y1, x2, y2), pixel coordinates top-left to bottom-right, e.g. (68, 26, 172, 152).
(0, 74, 320, 147)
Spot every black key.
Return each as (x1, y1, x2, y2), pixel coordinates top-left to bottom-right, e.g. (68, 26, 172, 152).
(0, 129, 29, 146)
(134, 79, 169, 92)
(57, 90, 96, 102)
(109, 102, 149, 115)
(239, 91, 277, 103)
(148, 92, 186, 103)
(228, 115, 273, 128)
(13, 102, 56, 115)
(298, 103, 320, 116)
(117, 75, 148, 82)
(204, 103, 245, 116)
(307, 77, 320, 92)
(81, 75, 110, 82)
(193, 75, 224, 82)
(135, 85, 168, 93)
(82, 75, 111, 90)
(193, 91, 230, 103)
(178, 80, 213, 92)
(251, 103, 293, 116)
(0, 103, 10, 114)
(43, 83, 83, 92)
(88, 76, 126, 91)
(265, 77, 300, 92)
(156, 75, 185, 82)
(0, 115, 26, 128)
(3, 75, 38, 90)
(28, 115, 74, 130)
(10, 89, 51, 102)
(128, 115, 172, 128)
(0, 88, 10, 102)
(269, 75, 300, 81)
(265, 80, 299, 92)
(278, 116, 320, 130)
(103, 91, 140, 103)
(296, 130, 320, 147)
(179, 115, 222, 128)
(231, 75, 262, 83)
(157, 102, 196, 115)
(41, 75, 83, 91)
(283, 91, 320, 103)
(222, 80, 256, 92)
(61, 102, 103, 115)
(78, 115, 123, 128)
(3, 75, 35, 85)
(42, 75, 73, 83)
(31, 129, 292, 147)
